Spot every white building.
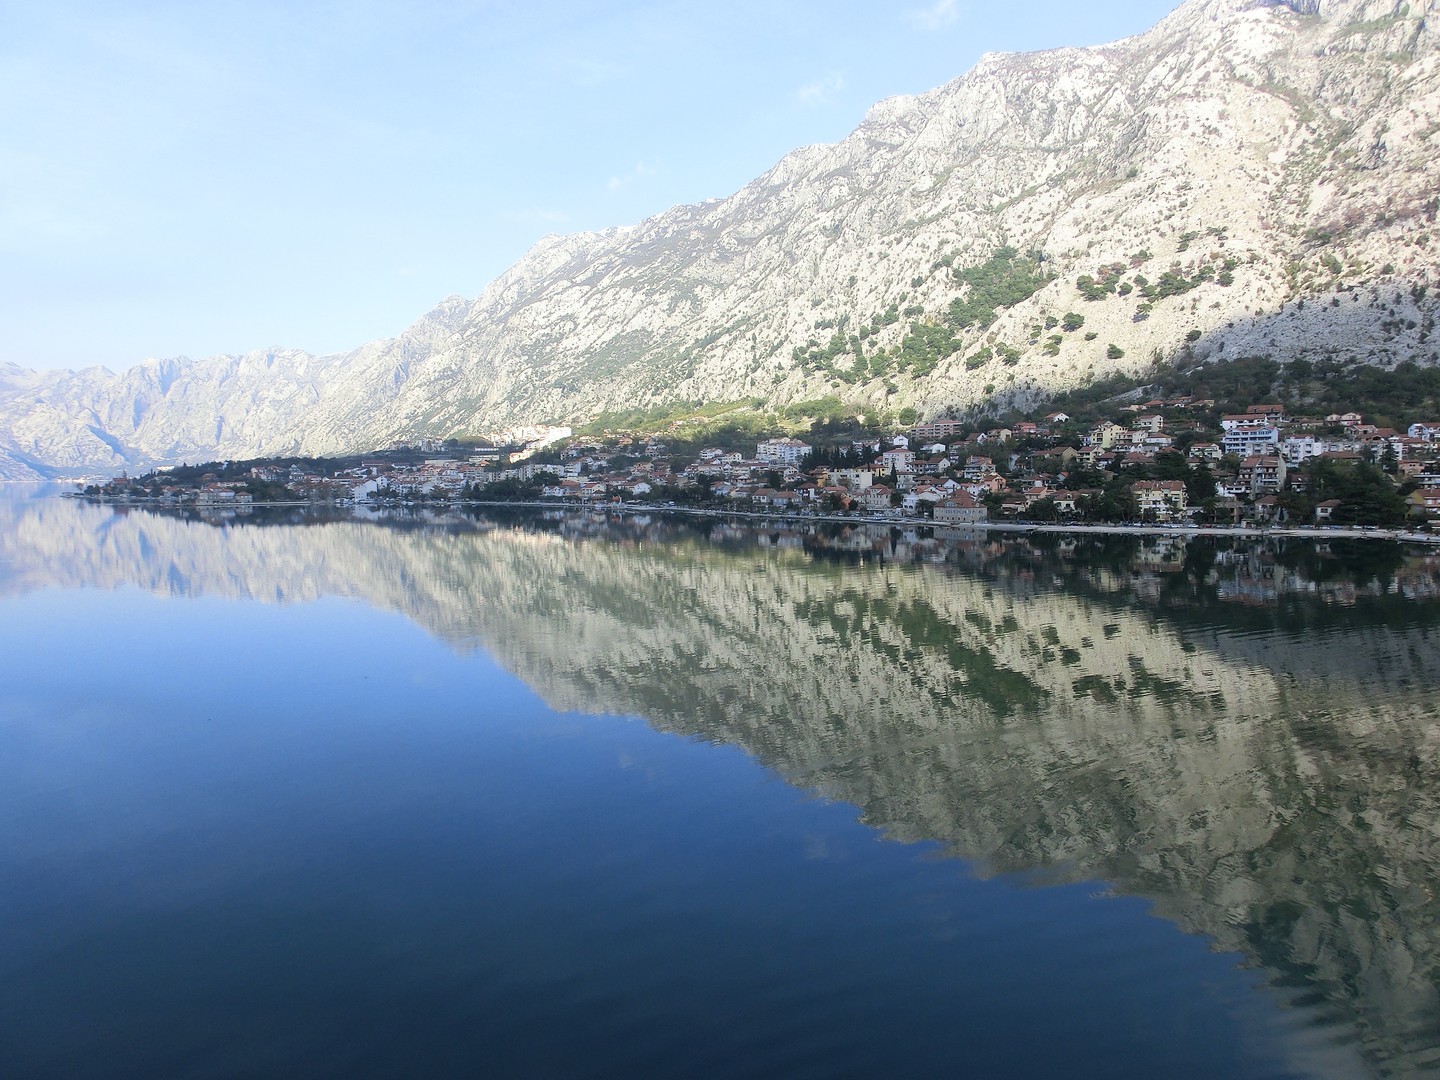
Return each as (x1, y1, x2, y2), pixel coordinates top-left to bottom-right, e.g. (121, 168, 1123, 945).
(1188, 442, 1222, 462)
(879, 449, 916, 474)
(1281, 436, 1325, 465)
(1222, 424, 1280, 458)
(756, 438, 813, 466)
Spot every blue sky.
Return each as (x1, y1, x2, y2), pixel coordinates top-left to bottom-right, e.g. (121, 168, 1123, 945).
(2, 0, 1180, 372)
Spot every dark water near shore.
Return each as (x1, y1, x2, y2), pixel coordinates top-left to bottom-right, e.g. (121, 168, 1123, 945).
(2, 489, 1438, 1078)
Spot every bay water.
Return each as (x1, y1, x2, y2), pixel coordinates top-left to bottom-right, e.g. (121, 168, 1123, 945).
(1, 489, 1437, 1078)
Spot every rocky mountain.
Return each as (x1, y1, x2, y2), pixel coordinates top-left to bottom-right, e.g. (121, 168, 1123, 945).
(4, 0, 1440, 478)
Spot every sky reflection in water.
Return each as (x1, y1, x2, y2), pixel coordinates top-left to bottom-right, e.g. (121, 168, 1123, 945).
(1, 493, 1436, 1078)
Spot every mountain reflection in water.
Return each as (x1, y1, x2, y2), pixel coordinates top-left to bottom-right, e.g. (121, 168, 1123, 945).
(3, 492, 1439, 1077)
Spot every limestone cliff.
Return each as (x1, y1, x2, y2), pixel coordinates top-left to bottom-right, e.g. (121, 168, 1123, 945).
(3, 0, 1439, 485)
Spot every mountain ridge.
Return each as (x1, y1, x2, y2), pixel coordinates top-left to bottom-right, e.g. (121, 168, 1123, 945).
(4, 0, 1439, 478)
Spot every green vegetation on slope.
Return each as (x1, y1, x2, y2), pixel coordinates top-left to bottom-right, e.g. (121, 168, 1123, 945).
(792, 246, 1055, 384)
(1023, 356, 1440, 433)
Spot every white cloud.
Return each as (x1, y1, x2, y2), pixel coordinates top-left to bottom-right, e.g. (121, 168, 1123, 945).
(797, 72, 844, 107)
(607, 162, 656, 192)
(907, 0, 960, 31)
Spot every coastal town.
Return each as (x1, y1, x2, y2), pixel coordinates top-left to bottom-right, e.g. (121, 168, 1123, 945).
(85, 392, 1440, 532)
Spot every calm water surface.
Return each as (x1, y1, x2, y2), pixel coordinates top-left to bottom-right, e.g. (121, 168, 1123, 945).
(1, 489, 1437, 1078)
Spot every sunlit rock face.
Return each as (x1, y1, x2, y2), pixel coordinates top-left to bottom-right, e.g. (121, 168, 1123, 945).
(3, 493, 1439, 1072)
(3, 0, 1440, 478)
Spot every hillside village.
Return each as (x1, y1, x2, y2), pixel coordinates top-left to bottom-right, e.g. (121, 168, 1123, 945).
(86, 384, 1440, 530)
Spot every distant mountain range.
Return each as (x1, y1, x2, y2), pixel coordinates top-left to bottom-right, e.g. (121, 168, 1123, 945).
(4, 0, 1439, 479)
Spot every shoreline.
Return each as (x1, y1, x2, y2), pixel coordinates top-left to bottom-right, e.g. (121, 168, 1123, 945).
(60, 490, 1440, 544)
(406, 499, 1440, 545)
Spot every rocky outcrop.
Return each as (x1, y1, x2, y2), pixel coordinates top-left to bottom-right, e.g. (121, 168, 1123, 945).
(4, 0, 1440, 478)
